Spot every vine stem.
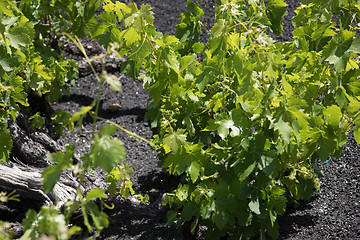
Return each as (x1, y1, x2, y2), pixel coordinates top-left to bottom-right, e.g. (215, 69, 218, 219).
(94, 116, 156, 147)
(65, 34, 102, 84)
(343, 110, 360, 133)
(64, 33, 108, 139)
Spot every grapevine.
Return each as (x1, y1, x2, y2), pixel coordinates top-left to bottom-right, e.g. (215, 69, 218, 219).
(1, 0, 360, 239)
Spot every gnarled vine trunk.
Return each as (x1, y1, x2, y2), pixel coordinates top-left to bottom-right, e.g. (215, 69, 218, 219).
(0, 112, 80, 211)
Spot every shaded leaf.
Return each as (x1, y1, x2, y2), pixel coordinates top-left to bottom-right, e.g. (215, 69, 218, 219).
(0, 129, 12, 163)
(266, 0, 288, 34)
(7, 27, 31, 49)
(273, 116, 292, 143)
(163, 129, 187, 153)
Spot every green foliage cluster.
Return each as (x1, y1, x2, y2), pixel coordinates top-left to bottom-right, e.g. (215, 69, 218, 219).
(96, 0, 360, 238)
(0, 0, 148, 239)
(0, 0, 79, 163)
(1, 0, 360, 239)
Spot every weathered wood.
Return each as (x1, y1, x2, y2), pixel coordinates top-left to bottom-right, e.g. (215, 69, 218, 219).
(9, 122, 51, 168)
(0, 163, 78, 208)
(78, 54, 125, 76)
(0, 113, 82, 208)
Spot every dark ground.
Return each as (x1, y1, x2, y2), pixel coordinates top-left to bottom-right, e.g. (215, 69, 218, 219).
(34, 0, 360, 239)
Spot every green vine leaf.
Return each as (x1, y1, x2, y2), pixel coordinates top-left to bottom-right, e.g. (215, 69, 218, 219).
(0, 129, 12, 163)
(248, 198, 261, 215)
(42, 146, 74, 193)
(91, 136, 125, 173)
(163, 129, 187, 153)
(6, 27, 32, 49)
(86, 188, 107, 201)
(266, 0, 288, 35)
(83, 201, 109, 233)
(273, 115, 292, 143)
(211, 19, 226, 38)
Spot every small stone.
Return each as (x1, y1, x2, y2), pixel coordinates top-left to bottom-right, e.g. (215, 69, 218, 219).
(108, 103, 121, 112)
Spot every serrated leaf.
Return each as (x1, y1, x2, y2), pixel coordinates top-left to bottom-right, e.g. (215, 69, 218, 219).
(91, 137, 125, 172)
(282, 78, 293, 97)
(184, 116, 195, 136)
(180, 54, 196, 73)
(186, 90, 199, 102)
(318, 135, 336, 161)
(345, 95, 360, 113)
(164, 34, 179, 45)
(163, 129, 187, 153)
(106, 180, 117, 197)
(353, 124, 360, 145)
(182, 203, 199, 221)
(272, 194, 287, 215)
(211, 19, 225, 38)
(266, 0, 288, 34)
(166, 210, 178, 225)
(139, 4, 154, 25)
(120, 180, 135, 197)
(216, 119, 240, 140)
(287, 107, 309, 129)
(344, 71, 360, 95)
(100, 124, 117, 137)
(123, 27, 140, 45)
(42, 147, 74, 193)
(0, 47, 12, 72)
(322, 30, 359, 72)
(0, 1, 15, 16)
(349, 37, 360, 53)
(114, 1, 131, 20)
(42, 165, 64, 194)
(324, 105, 342, 127)
(269, 186, 287, 215)
(175, 184, 189, 201)
(273, 116, 292, 143)
(121, 60, 137, 79)
(212, 208, 228, 230)
(200, 201, 215, 219)
(236, 158, 257, 182)
(186, 1, 204, 17)
(334, 87, 347, 108)
(164, 144, 205, 176)
(7, 27, 31, 49)
(21, 209, 38, 231)
(29, 112, 45, 130)
(259, 152, 277, 177)
(87, 188, 107, 201)
(249, 198, 261, 214)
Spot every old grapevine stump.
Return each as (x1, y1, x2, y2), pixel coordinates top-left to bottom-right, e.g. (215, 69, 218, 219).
(0, 164, 78, 208)
(0, 113, 80, 210)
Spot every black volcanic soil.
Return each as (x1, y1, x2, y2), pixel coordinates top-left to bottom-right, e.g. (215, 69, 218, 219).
(23, 0, 360, 239)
